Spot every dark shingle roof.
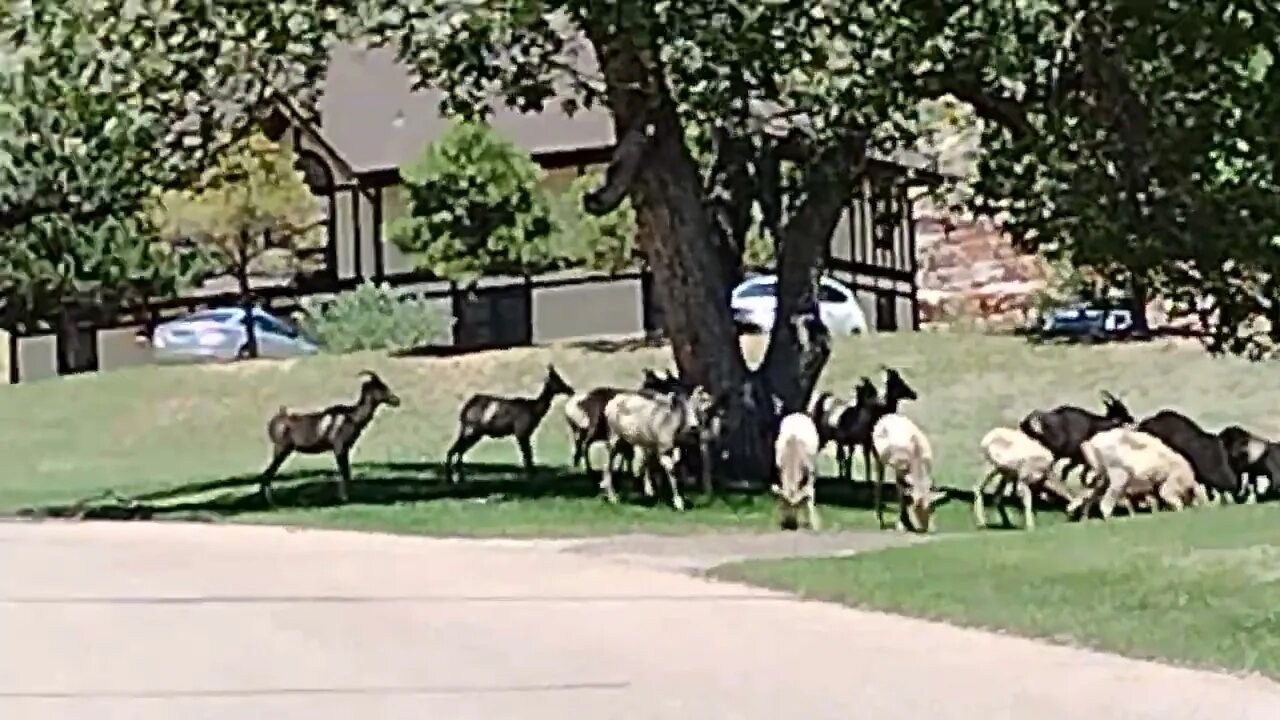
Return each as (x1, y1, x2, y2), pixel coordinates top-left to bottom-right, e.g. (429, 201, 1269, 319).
(317, 44, 615, 173)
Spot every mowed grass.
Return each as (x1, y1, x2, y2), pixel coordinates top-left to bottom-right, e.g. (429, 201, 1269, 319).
(3, 329, 1280, 538)
(714, 504, 1280, 677)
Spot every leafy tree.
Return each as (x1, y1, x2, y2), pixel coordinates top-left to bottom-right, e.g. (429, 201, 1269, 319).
(0, 0, 344, 364)
(388, 120, 561, 280)
(155, 133, 326, 358)
(356, 0, 1039, 473)
(550, 171, 641, 274)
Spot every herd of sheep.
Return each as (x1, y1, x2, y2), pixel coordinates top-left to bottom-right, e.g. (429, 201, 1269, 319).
(253, 362, 1280, 533)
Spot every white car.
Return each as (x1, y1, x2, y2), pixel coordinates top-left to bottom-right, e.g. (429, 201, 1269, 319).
(729, 274, 868, 335)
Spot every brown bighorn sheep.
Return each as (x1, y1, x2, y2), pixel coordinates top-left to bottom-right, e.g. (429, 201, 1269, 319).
(258, 370, 401, 505)
(870, 413, 934, 532)
(973, 427, 1073, 530)
(444, 365, 574, 482)
(773, 412, 821, 531)
(599, 386, 717, 511)
(561, 369, 681, 475)
(1068, 427, 1211, 520)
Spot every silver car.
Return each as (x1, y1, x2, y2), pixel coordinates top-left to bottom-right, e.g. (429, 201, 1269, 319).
(148, 307, 320, 363)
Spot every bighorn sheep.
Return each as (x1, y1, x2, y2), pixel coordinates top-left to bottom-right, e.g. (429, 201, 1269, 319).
(1019, 390, 1134, 488)
(599, 386, 717, 511)
(258, 370, 401, 505)
(1068, 427, 1210, 520)
(561, 369, 676, 476)
(973, 427, 1072, 530)
(444, 365, 574, 482)
(870, 413, 934, 532)
(773, 412, 821, 531)
(1217, 425, 1280, 502)
(834, 367, 917, 483)
(1137, 409, 1241, 502)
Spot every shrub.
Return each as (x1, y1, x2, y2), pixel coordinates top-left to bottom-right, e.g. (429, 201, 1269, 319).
(549, 171, 642, 273)
(296, 281, 453, 354)
(388, 121, 561, 280)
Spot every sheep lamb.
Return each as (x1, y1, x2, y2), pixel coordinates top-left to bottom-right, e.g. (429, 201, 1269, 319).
(599, 386, 716, 511)
(444, 365, 574, 483)
(870, 413, 934, 533)
(259, 370, 401, 505)
(1069, 427, 1210, 520)
(773, 413, 822, 531)
(973, 427, 1070, 530)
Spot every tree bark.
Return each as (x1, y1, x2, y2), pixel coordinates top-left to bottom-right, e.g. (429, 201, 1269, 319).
(236, 232, 259, 359)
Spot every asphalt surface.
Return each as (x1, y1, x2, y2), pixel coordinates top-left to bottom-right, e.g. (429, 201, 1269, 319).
(3, 521, 1279, 719)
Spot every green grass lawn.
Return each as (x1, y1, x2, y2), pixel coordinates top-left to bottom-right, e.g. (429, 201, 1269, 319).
(713, 503, 1280, 677)
(3, 330, 1280, 537)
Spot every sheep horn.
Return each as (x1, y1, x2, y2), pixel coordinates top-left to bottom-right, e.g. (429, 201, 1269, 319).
(357, 370, 378, 382)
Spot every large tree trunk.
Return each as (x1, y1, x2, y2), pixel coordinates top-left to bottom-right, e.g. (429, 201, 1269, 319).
(587, 35, 863, 482)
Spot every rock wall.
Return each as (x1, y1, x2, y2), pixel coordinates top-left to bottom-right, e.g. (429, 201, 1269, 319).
(914, 207, 1050, 329)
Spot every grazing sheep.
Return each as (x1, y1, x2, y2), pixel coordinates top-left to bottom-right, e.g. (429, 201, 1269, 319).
(1137, 409, 1242, 502)
(258, 370, 402, 505)
(870, 413, 934, 532)
(444, 365, 575, 482)
(599, 386, 716, 510)
(833, 367, 918, 483)
(973, 427, 1072, 530)
(1019, 390, 1134, 488)
(1217, 425, 1280, 502)
(773, 412, 822, 531)
(1069, 427, 1210, 520)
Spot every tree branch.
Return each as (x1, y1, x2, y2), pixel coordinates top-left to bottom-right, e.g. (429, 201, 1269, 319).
(584, 121, 652, 215)
(919, 73, 1034, 140)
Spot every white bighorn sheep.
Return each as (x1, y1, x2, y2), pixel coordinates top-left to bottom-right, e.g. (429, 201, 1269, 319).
(870, 413, 934, 532)
(1068, 426, 1211, 520)
(599, 386, 716, 511)
(773, 412, 821, 531)
(973, 427, 1073, 530)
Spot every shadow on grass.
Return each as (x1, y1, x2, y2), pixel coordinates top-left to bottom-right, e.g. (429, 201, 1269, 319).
(561, 334, 668, 355)
(13, 456, 1055, 531)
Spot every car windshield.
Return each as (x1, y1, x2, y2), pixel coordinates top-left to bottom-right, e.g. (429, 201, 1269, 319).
(735, 280, 777, 299)
(182, 309, 238, 324)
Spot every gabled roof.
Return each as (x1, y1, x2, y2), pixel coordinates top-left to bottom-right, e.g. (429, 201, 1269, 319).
(316, 44, 615, 174)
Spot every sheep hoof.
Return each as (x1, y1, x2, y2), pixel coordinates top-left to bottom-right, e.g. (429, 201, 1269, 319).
(672, 497, 686, 512)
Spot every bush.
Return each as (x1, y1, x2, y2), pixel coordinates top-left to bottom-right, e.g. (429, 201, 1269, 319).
(549, 171, 642, 273)
(388, 121, 561, 280)
(296, 281, 453, 354)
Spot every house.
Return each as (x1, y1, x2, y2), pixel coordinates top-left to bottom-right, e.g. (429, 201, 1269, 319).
(266, 43, 616, 284)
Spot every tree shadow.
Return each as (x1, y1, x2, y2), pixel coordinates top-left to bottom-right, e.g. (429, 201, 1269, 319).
(562, 333, 668, 355)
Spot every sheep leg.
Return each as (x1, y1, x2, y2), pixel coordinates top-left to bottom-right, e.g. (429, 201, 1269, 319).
(1017, 479, 1036, 530)
(334, 450, 353, 503)
(258, 446, 292, 508)
(873, 458, 886, 530)
(640, 453, 657, 498)
(659, 452, 686, 511)
(1157, 482, 1185, 512)
(861, 444, 873, 487)
(895, 475, 912, 533)
(516, 435, 535, 476)
(699, 439, 714, 497)
(571, 432, 587, 469)
(992, 477, 1014, 529)
(444, 431, 481, 484)
(835, 443, 848, 481)
(600, 438, 622, 504)
(972, 468, 1001, 528)
(806, 488, 822, 531)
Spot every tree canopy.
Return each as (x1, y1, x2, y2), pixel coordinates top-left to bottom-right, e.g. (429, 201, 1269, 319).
(0, 0, 344, 331)
(388, 120, 561, 279)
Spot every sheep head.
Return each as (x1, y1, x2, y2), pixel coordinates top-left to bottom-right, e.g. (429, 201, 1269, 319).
(358, 370, 401, 408)
(883, 367, 918, 403)
(1099, 390, 1134, 423)
(543, 364, 575, 397)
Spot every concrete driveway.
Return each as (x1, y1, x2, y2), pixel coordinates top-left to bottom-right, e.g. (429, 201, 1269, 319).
(2, 521, 1279, 720)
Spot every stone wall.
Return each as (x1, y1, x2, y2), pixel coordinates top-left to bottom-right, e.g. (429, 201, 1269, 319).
(915, 206, 1050, 329)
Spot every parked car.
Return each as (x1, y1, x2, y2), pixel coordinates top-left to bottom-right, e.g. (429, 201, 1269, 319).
(729, 274, 868, 335)
(147, 307, 320, 363)
(1028, 298, 1134, 340)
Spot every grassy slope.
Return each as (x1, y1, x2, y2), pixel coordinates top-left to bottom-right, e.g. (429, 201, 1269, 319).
(3, 330, 1280, 536)
(714, 504, 1280, 677)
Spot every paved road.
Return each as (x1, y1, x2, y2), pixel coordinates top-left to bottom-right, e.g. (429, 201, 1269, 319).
(3, 521, 1279, 720)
